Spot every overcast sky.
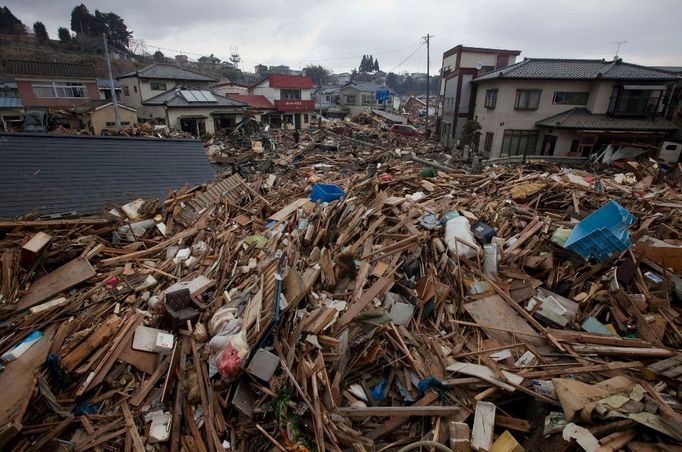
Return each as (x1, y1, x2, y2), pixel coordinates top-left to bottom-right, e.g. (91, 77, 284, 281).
(6, 0, 682, 74)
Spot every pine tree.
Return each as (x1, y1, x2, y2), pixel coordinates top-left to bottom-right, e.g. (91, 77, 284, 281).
(58, 27, 71, 42)
(367, 55, 374, 72)
(0, 6, 26, 34)
(373, 58, 380, 72)
(360, 55, 368, 72)
(33, 21, 49, 42)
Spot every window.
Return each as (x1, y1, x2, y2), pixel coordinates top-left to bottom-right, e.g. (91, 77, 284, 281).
(484, 89, 498, 109)
(150, 81, 167, 91)
(345, 95, 356, 104)
(303, 114, 309, 123)
(570, 139, 580, 154)
(608, 88, 663, 116)
(501, 130, 539, 156)
(553, 91, 588, 105)
(106, 121, 131, 127)
(123, 85, 130, 96)
(484, 132, 494, 152)
(32, 82, 86, 98)
(514, 90, 541, 110)
(362, 94, 373, 105)
(479, 65, 495, 75)
(133, 85, 138, 93)
(325, 95, 331, 102)
(281, 89, 301, 100)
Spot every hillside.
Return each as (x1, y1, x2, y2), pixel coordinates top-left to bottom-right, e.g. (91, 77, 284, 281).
(0, 34, 142, 78)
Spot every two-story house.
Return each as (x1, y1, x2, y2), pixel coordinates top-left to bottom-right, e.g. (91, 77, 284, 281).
(339, 82, 395, 117)
(250, 74, 314, 129)
(438, 45, 521, 148)
(117, 63, 218, 122)
(313, 86, 345, 119)
(6, 59, 100, 110)
(471, 58, 680, 159)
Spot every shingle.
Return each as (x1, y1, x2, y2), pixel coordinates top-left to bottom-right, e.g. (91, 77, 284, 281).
(0, 133, 216, 218)
(117, 64, 217, 82)
(5, 60, 98, 79)
(535, 107, 679, 131)
(473, 58, 679, 82)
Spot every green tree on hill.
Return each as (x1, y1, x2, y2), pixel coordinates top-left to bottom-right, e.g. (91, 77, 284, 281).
(70, 4, 92, 35)
(58, 27, 71, 42)
(33, 21, 48, 42)
(0, 6, 26, 34)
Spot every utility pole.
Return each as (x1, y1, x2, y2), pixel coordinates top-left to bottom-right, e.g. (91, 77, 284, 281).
(103, 33, 121, 129)
(423, 34, 432, 136)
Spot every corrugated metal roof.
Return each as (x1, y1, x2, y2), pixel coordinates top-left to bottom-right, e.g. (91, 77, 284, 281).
(0, 133, 216, 218)
(117, 64, 217, 82)
(6, 60, 98, 79)
(267, 74, 314, 89)
(473, 58, 680, 82)
(535, 107, 680, 131)
(0, 97, 22, 108)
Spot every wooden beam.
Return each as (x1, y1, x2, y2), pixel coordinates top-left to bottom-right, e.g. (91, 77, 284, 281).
(17, 258, 96, 311)
(337, 406, 461, 417)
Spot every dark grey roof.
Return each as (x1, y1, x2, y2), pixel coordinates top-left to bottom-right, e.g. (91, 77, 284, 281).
(0, 133, 216, 218)
(535, 107, 679, 131)
(341, 82, 395, 94)
(97, 78, 122, 89)
(117, 64, 217, 82)
(651, 66, 682, 74)
(473, 58, 680, 82)
(6, 60, 98, 79)
(144, 89, 247, 108)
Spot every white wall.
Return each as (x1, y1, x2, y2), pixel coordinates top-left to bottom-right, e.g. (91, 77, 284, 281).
(213, 85, 249, 96)
(475, 79, 602, 157)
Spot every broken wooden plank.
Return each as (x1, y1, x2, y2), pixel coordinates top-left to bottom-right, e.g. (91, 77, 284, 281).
(17, 258, 96, 311)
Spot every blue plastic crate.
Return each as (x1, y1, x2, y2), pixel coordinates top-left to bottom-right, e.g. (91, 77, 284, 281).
(565, 200, 636, 262)
(310, 184, 345, 203)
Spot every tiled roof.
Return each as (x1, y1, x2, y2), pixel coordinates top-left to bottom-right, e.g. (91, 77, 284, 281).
(473, 58, 680, 82)
(0, 133, 215, 218)
(144, 89, 247, 108)
(341, 82, 395, 94)
(535, 107, 679, 131)
(97, 78, 122, 89)
(226, 94, 274, 109)
(117, 64, 217, 82)
(5, 59, 98, 79)
(0, 97, 22, 108)
(267, 74, 313, 89)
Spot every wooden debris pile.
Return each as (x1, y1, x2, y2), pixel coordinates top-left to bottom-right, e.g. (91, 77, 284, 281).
(0, 147, 682, 451)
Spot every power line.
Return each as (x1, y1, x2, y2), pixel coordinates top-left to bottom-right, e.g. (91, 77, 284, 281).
(387, 43, 425, 73)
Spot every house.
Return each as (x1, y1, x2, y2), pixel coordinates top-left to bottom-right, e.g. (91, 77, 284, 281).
(5, 59, 100, 110)
(71, 100, 138, 135)
(339, 82, 395, 117)
(471, 58, 680, 159)
(438, 45, 521, 148)
(97, 78, 124, 100)
(117, 63, 218, 122)
(403, 95, 426, 114)
(143, 88, 248, 136)
(331, 72, 352, 85)
(0, 81, 23, 131)
(250, 74, 314, 129)
(198, 55, 221, 66)
(225, 94, 275, 121)
(254, 64, 268, 75)
(313, 86, 346, 119)
(269, 65, 292, 75)
(175, 55, 189, 65)
(212, 80, 250, 96)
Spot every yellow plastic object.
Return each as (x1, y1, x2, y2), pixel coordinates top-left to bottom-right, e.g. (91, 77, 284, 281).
(490, 430, 525, 452)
